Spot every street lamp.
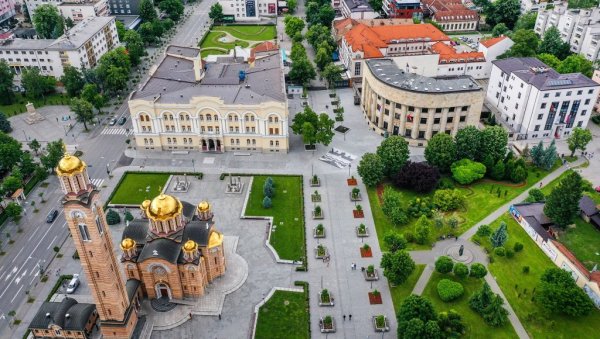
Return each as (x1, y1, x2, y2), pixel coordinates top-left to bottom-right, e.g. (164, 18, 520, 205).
(192, 159, 196, 173)
(106, 163, 110, 175)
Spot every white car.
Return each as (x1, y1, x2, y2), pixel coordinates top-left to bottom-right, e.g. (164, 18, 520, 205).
(66, 274, 80, 294)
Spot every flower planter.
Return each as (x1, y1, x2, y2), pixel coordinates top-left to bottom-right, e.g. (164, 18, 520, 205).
(353, 210, 364, 218)
(311, 194, 321, 202)
(363, 269, 379, 281)
(313, 227, 325, 238)
(318, 292, 335, 306)
(350, 192, 362, 201)
(360, 247, 372, 257)
(373, 316, 390, 332)
(310, 178, 321, 187)
(319, 317, 336, 333)
(315, 247, 328, 259)
(347, 178, 358, 186)
(368, 292, 382, 305)
(356, 226, 369, 237)
(312, 211, 324, 219)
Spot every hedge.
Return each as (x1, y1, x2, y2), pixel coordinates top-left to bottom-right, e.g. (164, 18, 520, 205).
(46, 275, 74, 301)
(437, 279, 465, 302)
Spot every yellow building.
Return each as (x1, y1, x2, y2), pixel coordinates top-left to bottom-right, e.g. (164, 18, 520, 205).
(128, 45, 289, 153)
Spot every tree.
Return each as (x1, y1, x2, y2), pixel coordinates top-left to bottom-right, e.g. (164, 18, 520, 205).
(21, 68, 56, 99)
(382, 187, 409, 226)
(262, 196, 272, 208)
(140, 0, 158, 22)
(306, 2, 320, 26)
(490, 160, 505, 180)
(124, 211, 134, 222)
(81, 83, 107, 113)
(287, 0, 297, 13)
(377, 136, 410, 177)
(105, 209, 121, 225)
(5, 202, 23, 222)
(115, 20, 126, 40)
(514, 12, 537, 30)
(383, 231, 407, 253)
(290, 107, 334, 146)
(415, 215, 431, 245)
(437, 310, 465, 338)
(321, 63, 343, 89)
(19, 153, 36, 177)
(451, 159, 486, 184)
(306, 24, 333, 50)
(263, 180, 274, 198)
(397, 295, 438, 336)
(32, 4, 64, 39)
(318, 5, 335, 27)
(469, 282, 494, 313)
(28, 139, 41, 156)
(557, 54, 594, 77)
(381, 250, 415, 285)
(0, 60, 15, 105)
(539, 27, 571, 60)
(0, 133, 23, 173)
(433, 189, 464, 211)
(284, 15, 305, 39)
(541, 140, 558, 170)
(567, 127, 592, 157)
(485, 0, 520, 29)
(0, 112, 11, 133)
(453, 263, 469, 278)
(69, 98, 95, 131)
(492, 23, 509, 37)
(2, 176, 22, 194)
(455, 126, 481, 161)
(537, 53, 562, 70)
(424, 133, 457, 172)
(139, 22, 158, 45)
(60, 65, 85, 97)
(435, 256, 454, 274)
(64, 17, 75, 29)
(357, 153, 384, 187)
(123, 30, 145, 66)
(404, 318, 425, 338)
(526, 188, 545, 202)
(480, 126, 507, 164)
(501, 29, 539, 58)
(40, 139, 64, 171)
(537, 268, 594, 317)
(393, 162, 440, 193)
(469, 263, 488, 278)
(369, 0, 383, 11)
(482, 295, 509, 326)
(159, 0, 184, 21)
(289, 58, 316, 86)
(544, 171, 583, 227)
(208, 3, 224, 22)
(490, 221, 508, 247)
(315, 47, 330, 71)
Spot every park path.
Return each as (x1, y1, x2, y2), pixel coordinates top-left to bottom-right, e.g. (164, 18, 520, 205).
(407, 159, 585, 339)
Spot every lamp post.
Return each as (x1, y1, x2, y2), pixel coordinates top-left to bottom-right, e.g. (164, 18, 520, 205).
(106, 163, 110, 176)
(192, 159, 196, 173)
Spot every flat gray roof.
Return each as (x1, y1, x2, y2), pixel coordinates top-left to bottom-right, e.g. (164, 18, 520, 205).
(366, 59, 481, 94)
(166, 45, 200, 58)
(492, 57, 599, 91)
(343, 0, 375, 12)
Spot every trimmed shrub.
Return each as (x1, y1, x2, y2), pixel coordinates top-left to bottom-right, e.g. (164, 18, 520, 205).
(506, 249, 514, 258)
(435, 256, 454, 274)
(513, 242, 524, 252)
(404, 231, 415, 243)
(437, 279, 465, 302)
(433, 189, 465, 212)
(476, 224, 492, 237)
(453, 263, 469, 278)
(105, 209, 121, 225)
(451, 159, 486, 185)
(494, 247, 506, 257)
(522, 266, 530, 274)
(469, 263, 488, 279)
(262, 196, 272, 208)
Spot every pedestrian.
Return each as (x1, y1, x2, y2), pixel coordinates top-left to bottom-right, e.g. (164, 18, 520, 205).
(349, 314, 352, 321)
(455, 236, 458, 241)
(218, 314, 221, 320)
(189, 312, 192, 319)
(343, 314, 346, 321)
(361, 267, 365, 272)
(539, 182, 543, 188)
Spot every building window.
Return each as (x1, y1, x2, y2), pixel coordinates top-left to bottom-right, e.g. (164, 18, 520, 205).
(577, 121, 583, 127)
(459, 116, 466, 122)
(435, 108, 442, 113)
(461, 106, 468, 111)
(404, 129, 411, 137)
(418, 131, 425, 139)
(541, 103, 546, 109)
(354, 62, 361, 76)
(420, 118, 427, 124)
(422, 108, 428, 113)
(79, 224, 91, 241)
(584, 99, 591, 105)
(537, 114, 543, 120)
(95, 217, 104, 235)
(581, 110, 587, 116)
(534, 125, 540, 131)
(544, 93, 549, 98)
(433, 118, 440, 124)
(447, 117, 453, 123)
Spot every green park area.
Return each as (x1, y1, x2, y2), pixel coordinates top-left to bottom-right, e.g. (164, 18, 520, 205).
(422, 271, 518, 338)
(199, 25, 277, 57)
(245, 175, 305, 262)
(0, 93, 69, 117)
(110, 172, 171, 205)
(254, 289, 309, 339)
(389, 264, 426, 308)
(478, 214, 600, 338)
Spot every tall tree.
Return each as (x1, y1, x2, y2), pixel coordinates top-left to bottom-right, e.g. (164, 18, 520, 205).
(32, 4, 65, 39)
(19, 152, 36, 177)
(0, 132, 23, 173)
(383, 231, 407, 253)
(357, 153, 385, 187)
(567, 127, 592, 157)
(485, 0, 520, 29)
(287, 0, 298, 13)
(321, 63, 343, 89)
(557, 54, 594, 77)
(514, 12, 537, 30)
(537, 53, 562, 70)
(0, 112, 11, 133)
(392, 161, 440, 193)
(290, 106, 334, 146)
(376, 136, 410, 176)
(60, 65, 85, 97)
(208, 3, 224, 22)
(397, 295, 438, 337)
(0, 60, 15, 105)
(139, 0, 158, 22)
(541, 139, 558, 170)
(381, 250, 416, 285)
(539, 27, 571, 60)
(537, 268, 594, 317)
(415, 215, 431, 245)
(21, 68, 56, 99)
(306, 24, 333, 50)
(284, 15, 305, 39)
(115, 20, 126, 40)
(139, 22, 158, 45)
(69, 98, 95, 131)
(123, 30, 145, 66)
(544, 171, 583, 227)
(314, 47, 330, 71)
(81, 84, 107, 113)
(159, 0, 184, 21)
(368, 0, 383, 12)
(455, 126, 481, 161)
(424, 133, 457, 172)
(318, 5, 335, 27)
(289, 58, 316, 86)
(500, 29, 539, 58)
(40, 139, 64, 171)
(64, 17, 75, 29)
(28, 139, 41, 156)
(490, 221, 508, 248)
(491, 23, 509, 37)
(479, 126, 508, 164)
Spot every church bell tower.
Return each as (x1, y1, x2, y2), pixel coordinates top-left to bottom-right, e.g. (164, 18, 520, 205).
(56, 153, 138, 338)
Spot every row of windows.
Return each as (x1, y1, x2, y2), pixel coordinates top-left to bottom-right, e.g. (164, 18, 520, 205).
(0, 50, 49, 55)
(380, 100, 470, 113)
(150, 113, 279, 122)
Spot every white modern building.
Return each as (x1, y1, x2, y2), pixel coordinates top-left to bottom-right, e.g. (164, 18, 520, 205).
(0, 16, 119, 82)
(339, 0, 379, 20)
(487, 57, 599, 140)
(220, 0, 278, 20)
(478, 35, 514, 76)
(535, 3, 600, 61)
(520, 0, 548, 13)
(592, 69, 600, 113)
(59, 0, 110, 22)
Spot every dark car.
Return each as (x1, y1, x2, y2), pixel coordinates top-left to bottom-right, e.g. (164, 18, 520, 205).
(46, 210, 59, 223)
(118, 117, 127, 125)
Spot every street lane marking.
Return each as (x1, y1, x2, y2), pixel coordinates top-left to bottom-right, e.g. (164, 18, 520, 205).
(11, 285, 23, 303)
(46, 235, 58, 250)
(28, 227, 40, 241)
(11, 247, 25, 263)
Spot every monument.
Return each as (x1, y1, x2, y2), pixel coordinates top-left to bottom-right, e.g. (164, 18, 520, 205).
(24, 103, 45, 125)
(172, 174, 191, 192)
(225, 174, 244, 194)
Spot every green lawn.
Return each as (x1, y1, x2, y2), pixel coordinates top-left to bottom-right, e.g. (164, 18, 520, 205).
(484, 214, 600, 338)
(255, 289, 309, 339)
(368, 164, 559, 251)
(200, 31, 250, 50)
(0, 93, 69, 117)
(559, 217, 600, 270)
(390, 264, 426, 310)
(213, 25, 277, 41)
(110, 172, 171, 205)
(422, 271, 518, 339)
(245, 175, 305, 261)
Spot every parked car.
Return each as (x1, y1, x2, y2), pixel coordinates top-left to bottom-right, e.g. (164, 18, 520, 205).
(109, 118, 117, 126)
(118, 117, 127, 125)
(46, 210, 59, 223)
(66, 274, 80, 294)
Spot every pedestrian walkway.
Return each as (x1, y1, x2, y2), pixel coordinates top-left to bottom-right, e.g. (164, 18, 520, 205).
(100, 127, 131, 136)
(90, 179, 104, 188)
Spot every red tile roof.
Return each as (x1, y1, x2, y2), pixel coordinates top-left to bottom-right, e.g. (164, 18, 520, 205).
(423, 0, 479, 22)
(249, 41, 278, 62)
(480, 36, 508, 48)
(431, 41, 485, 63)
(344, 23, 450, 58)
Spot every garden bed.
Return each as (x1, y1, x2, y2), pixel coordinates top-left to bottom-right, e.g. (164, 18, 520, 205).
(360, 246, 372, 258)
(109, 172, 171, 205)
(319, 316, 336, 333)
(255, 289, 309, 339)
(353, 210, 364, 218)
(318, 290, 334, 306)
(373, 315, 390, 332)
(356, 225, 369, 237)
(347, 177, 357, 186)
(315, 246, 328, 259)
(363, 268, 379, 281)
(313, 225, 325, 238)
(368, 292, 382, 304)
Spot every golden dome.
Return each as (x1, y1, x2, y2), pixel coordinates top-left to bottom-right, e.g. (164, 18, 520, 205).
(197, 201, 210, 212)
(183, 240, 197, 252)
(120, 238, 135, 250)
(144, 193, 182, 221)
(56, 153, 86, 176)
(208, 231, 224, 248)
(141, 200, 151, 209)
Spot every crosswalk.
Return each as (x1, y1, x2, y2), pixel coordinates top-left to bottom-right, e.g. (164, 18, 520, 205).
(90, 179, 104, 188)
(101, 128, 131, 136)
